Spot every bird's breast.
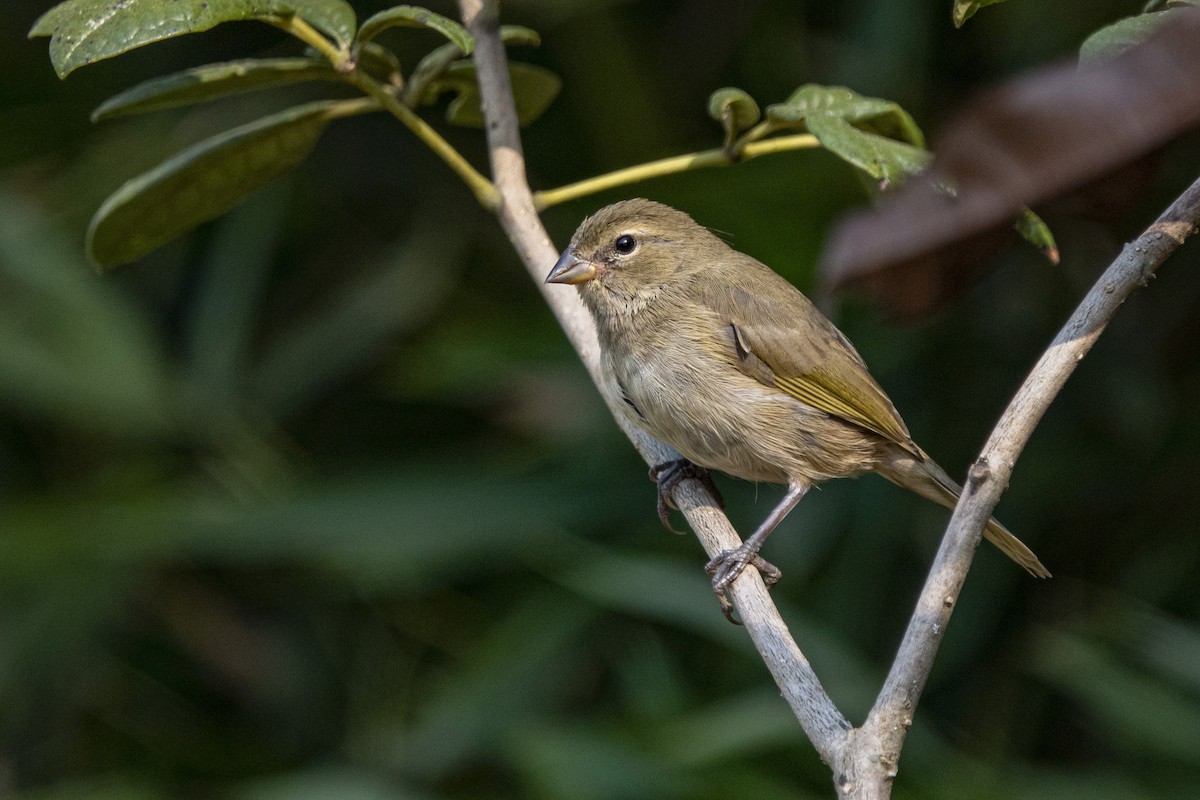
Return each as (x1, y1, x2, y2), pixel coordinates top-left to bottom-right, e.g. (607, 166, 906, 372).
(601, 317, 797, 484)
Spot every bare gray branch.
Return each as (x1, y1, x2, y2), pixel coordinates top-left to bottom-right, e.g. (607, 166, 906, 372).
(457, 0, 850, 763)
(456, 2, 1200, 795)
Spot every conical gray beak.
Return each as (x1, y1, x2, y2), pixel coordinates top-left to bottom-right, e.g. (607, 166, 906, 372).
(546, 250, 598, 285)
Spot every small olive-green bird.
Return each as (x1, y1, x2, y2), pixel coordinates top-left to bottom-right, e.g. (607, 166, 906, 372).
(547, 199, 1049, 612)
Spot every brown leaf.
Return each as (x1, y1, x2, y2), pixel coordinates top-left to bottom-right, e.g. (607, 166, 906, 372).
(821, 8, 1200, 315)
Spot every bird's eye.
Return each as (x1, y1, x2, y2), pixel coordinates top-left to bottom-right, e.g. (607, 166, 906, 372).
(613, 234, 637, 255)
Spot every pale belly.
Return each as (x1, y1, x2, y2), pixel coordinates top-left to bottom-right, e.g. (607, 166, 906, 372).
(606, 348, 881, 486)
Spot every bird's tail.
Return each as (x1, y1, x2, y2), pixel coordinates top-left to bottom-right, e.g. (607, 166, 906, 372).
(878, 451, 1051, 578)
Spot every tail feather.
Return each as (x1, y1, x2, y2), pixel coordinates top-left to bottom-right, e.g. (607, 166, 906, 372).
(981, 516, 1051, 578)
(878, 450, 1051, 578)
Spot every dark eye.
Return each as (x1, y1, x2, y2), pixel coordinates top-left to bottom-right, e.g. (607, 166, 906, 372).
(613, 234, 637, 255)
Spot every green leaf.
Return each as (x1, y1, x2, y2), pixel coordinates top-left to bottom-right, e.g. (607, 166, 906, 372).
(803, 113, 931, 184)
(707, 87, 760, 137)
(30, 0, 358, 78)
(357, 5, 472, 52)
(1014, 208, 1059, 263)
(767, 84, 925, 148)
(498, 24, 542, 48)
(425, 61, 561, 128)
(761, 85, 929, 184)
(403, 25, 541, 106)
(952, 0, 1010, 28)
(91, 58, 339, 121)
(87, 100, 363, 268)
(1078, 9, 1187, 64)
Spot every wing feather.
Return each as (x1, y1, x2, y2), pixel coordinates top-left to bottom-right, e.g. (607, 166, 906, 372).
(699, 255, 921, 458)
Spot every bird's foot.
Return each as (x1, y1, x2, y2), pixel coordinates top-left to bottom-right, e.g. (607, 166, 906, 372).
(705, 544, 781, 624)
(648, 459, 724, 534)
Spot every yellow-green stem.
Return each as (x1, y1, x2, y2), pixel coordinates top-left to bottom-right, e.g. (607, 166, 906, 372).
(267, 12, 818, 216)
(734, 119, 782, 152)
(345, 71, 500, 210)
(266, 13, 497, 208)
(266, 14, 351, 70)
(534, 133, 821, 210)
(323, 96, 384, 120)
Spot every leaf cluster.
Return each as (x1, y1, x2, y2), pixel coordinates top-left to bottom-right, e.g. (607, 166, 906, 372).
(702, 82, 1055, 263)
(31, 0, 560, 267)
(32, 0, 1063, 273)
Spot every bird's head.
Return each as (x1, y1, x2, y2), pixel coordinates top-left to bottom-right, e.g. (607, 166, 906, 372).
(546, 199, 714, 310)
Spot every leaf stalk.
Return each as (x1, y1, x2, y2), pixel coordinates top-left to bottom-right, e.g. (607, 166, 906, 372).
(534, 133, 820, 210)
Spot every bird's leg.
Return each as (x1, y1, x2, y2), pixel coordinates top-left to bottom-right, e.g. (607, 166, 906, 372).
(649, 459, 725, 534)
(706, 483, 809, 621)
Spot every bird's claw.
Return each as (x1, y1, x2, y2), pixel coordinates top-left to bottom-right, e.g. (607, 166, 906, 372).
(649, 459, 724, 534)
(705, 545, 781, 624)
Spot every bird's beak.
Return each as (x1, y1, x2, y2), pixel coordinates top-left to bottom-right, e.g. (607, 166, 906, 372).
(546, 249, 598, 285)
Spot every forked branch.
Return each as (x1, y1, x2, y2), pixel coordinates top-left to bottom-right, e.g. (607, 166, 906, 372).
(456, 1, 1200, 796)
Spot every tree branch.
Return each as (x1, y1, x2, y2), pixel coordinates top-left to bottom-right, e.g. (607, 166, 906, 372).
(853, 173, 1200, 792)
(459, 2, 1200, 797)
(457, 0, 850, 764)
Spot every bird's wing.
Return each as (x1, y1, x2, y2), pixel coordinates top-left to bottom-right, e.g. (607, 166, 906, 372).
(699, 261, 922, 458)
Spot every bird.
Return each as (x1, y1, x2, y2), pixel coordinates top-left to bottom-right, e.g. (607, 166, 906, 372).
(546, 198, 1049, 618)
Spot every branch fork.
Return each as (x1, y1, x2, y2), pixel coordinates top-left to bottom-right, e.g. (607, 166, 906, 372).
(456, 1, 1200, 795)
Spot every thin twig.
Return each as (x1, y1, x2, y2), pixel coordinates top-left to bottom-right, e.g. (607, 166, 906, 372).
(265, 14, 349, 69)
(534, 133, 820, 210)
(343, 69, 500, 210)
(457, 0, 850, 762)
(269, 9, 499, 209)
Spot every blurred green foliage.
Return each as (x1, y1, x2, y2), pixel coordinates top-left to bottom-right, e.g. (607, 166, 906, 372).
(4, 1, 1200, 798)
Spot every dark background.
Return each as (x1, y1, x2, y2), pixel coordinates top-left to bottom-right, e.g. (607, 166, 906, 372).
(3, 1, 1199, 798)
